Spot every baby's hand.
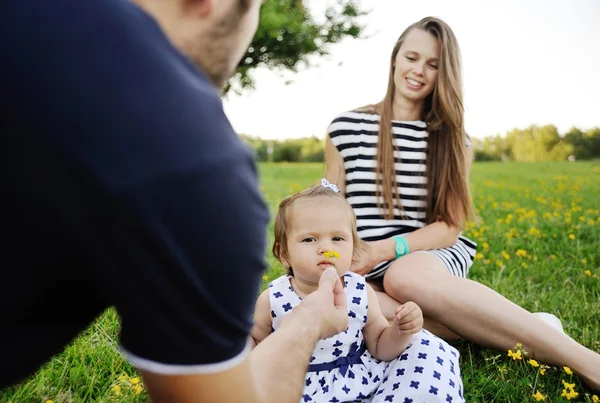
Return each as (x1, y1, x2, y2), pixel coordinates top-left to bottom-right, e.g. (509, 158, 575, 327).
(393, 302, 423, 335)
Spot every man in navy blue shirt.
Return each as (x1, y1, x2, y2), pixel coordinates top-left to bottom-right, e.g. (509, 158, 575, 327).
(0, 0, 348, 401)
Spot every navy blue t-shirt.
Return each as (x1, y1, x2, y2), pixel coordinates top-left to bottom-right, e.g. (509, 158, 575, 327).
(0, 0, 269, 387)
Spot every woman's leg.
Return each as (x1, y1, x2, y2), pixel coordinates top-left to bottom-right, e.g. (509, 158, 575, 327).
(371, 286, 462, 342)
(382, 253, 600, 389)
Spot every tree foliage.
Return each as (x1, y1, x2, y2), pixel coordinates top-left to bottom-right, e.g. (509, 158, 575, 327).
(472, 124, 599, 162)
(227, 0, 368, 93)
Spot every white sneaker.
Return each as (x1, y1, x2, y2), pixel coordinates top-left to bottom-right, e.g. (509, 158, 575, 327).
(533, 312, 565, 334)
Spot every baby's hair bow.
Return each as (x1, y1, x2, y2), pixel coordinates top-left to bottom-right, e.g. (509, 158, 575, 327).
(321, 178, 339, 193)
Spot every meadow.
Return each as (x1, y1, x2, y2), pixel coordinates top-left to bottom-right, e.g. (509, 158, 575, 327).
(2, 161, 599, 403)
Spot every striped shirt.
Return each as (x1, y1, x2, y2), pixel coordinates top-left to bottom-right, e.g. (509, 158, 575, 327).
(328, 110, 477, 278)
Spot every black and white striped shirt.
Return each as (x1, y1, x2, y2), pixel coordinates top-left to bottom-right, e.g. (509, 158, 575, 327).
(328, 110, 476, 278)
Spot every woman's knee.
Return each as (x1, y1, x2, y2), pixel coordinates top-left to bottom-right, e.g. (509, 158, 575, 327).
(382, 257, 442, 301)
(382, 265, 422, 302)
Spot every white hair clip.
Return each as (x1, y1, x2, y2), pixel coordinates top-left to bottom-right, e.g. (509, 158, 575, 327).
(321, 178, 339, 193)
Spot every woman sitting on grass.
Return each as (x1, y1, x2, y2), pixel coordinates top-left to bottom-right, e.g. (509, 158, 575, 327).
(324, 16, 600, 390)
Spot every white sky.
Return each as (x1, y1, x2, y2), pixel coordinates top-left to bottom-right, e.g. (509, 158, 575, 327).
(223, 0, 600, 140)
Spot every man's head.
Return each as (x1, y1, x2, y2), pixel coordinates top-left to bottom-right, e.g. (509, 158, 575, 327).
(135, 0, 263, 90)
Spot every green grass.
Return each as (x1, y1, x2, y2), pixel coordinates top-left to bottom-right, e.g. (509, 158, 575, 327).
(2, 161, 599, 403)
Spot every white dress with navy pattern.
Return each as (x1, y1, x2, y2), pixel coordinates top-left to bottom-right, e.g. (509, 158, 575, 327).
(268, 272, 465, 403)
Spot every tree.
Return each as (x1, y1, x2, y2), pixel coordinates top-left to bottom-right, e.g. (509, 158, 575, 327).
(227, 0, 368, 93)
(564, 127, 591, 160)
(585, 127, 600, 159)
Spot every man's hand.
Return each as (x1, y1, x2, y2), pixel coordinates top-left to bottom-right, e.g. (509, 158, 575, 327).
(280, 267, 348, 340)
(393, 302, 423, 335)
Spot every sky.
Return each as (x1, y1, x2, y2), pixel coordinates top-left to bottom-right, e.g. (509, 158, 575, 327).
(223, 0, 600, 141)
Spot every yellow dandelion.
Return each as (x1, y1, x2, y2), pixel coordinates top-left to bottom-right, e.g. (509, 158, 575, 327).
(324, 250, 340, 259)
(522, 262, 528, 269)
(581, 258, 587, 264)
(483, 242, 489, 250)
(528, 359, 539, 367)
(263, 275, 269, 281)
(118, 374, 129, 381)
(133, 384, 144, 395)
(111, 385, 122, 396)
(502, 251, 510, 260)
(561, 388, 579, 400)
(516, 249, 527, 257)
(568, 234, 575, 240)
(475, 252, 484, 260)
(532, 390, 545, 401)
(46, 401, 53, 403)
(585, 270, 592, 277)
(563, 366, 573, 375)
(592, 395, 598, 403)
(130, 377, 140, 384)
(508, 349, 522, 360)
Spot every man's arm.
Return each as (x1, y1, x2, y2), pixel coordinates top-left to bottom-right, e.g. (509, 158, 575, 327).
(139, 267, 347, 403)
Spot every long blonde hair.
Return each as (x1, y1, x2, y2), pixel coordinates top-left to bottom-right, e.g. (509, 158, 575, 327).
(359, 16, 473, 228)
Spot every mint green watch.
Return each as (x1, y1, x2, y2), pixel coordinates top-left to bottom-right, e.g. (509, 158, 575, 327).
(393, 235, 410, 259)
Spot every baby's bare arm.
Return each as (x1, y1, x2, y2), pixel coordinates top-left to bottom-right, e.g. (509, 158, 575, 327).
(250, 290, 272, 348)
(362, 284, 417, 361)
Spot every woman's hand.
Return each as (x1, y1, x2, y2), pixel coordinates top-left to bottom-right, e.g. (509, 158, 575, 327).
(351, 238, 397, 276)
(350, 240, 379, 276)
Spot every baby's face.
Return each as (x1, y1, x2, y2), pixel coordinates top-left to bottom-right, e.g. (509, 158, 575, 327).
(285, 196, 354, 284)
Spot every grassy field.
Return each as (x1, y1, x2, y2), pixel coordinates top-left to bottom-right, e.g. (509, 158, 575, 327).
(2, 161, 599, 403)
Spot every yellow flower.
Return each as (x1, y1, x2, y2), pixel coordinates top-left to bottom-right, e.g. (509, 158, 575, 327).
(263, 275, 269, 281)
(540, 367, 546, 375)
(561, 388, 579, 400)
(569, 234, 575, 240)
(502, 251, 511, 260)
(516, 343, 523, 348)
(133, 384, 144, 395)
(483, 242, 489, 250)
(111, 385, 122, 396)
(46, 401, 53, 403)
(508, 349, 522, 360)
(528, 359, 539, 367)
(324, 250, 340, 259)
(563, 366, 573, 375)
(561, 380, 576, 390)
(516, 249, 527, 257)
(585, 270, 592, 277)
(581, 258, 587, 264)
(532, 390, 545, 401)
(130, 377, 140, 384)
(475, 252, 484, 260)
(118, 374, 129, 381)
(592, 395, 599, 403)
